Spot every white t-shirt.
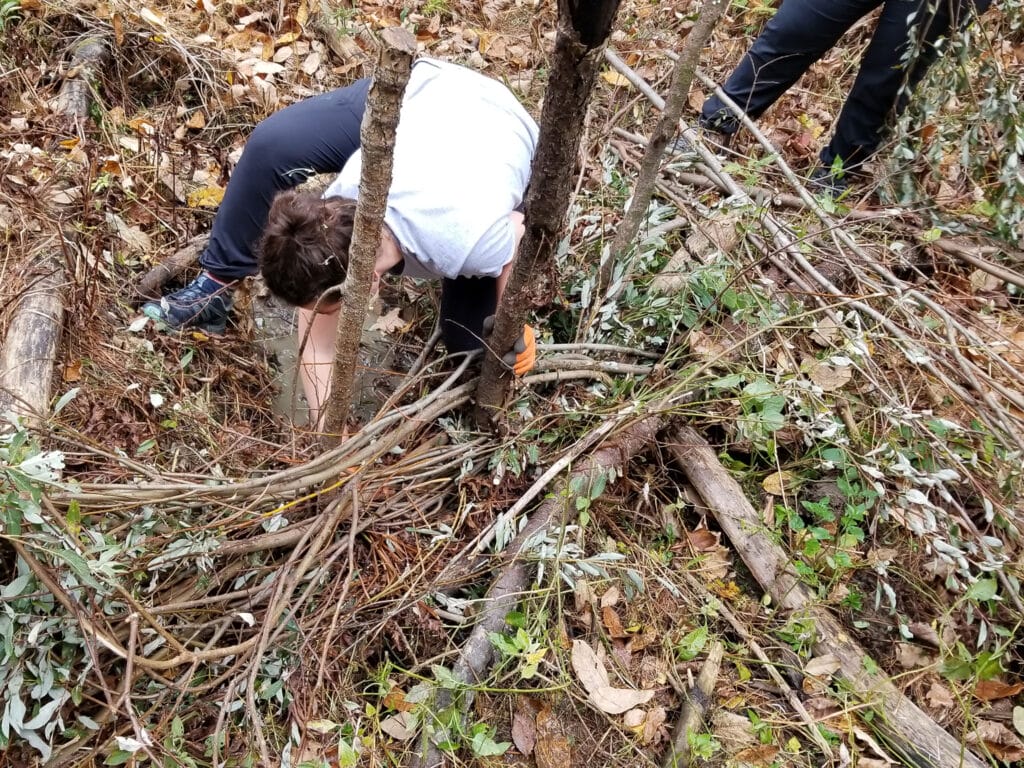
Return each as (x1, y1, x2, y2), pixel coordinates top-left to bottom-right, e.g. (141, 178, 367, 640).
(323, 58, 538, 280)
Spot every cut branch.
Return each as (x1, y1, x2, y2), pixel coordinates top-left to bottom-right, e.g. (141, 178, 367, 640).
(667, 426, 987, 768)
(409, 413, 662, 768)
(599, 0, 728, 293)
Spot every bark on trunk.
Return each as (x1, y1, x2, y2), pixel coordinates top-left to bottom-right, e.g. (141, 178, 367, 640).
(599, 0, 729, 293)
(54, 37, 109, 131)
(667, 426, 987, 768)
(473, 0, 623, 427)
(132, 235, 205, 302)
(321, 27, 416, 444)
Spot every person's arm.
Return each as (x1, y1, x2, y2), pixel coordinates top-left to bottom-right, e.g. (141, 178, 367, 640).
(297, 307, 340, 429)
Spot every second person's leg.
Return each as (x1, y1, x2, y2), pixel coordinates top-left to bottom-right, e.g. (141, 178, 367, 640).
(701, 0, 881, 134)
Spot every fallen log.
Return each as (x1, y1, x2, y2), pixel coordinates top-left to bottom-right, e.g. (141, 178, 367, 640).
(132, 234, 205, 302)
(409, 414, 664, 768)
(663, 641, 722, 768)
(0, 261, 67, 424)
(1, 36, 108, 423)
(667, 426, 987, 768)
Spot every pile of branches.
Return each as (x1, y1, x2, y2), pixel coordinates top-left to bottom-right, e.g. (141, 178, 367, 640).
(2, 1, 1023, 767)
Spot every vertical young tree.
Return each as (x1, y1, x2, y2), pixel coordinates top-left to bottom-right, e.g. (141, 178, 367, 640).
(321, 28, 417, 444)
(474, 0, 623, 426)
(598, 0, 730, 294)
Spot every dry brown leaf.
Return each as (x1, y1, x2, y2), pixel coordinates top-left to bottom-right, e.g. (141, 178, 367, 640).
(688, 327, 728, 361)
(379, 712, 415, 741)
(511, 709, 536, 756)
(600, 585, 620, 608)
(371, 307, 406, 335)
(804, 654, 841, 678)
(573, 579, 593, 613)
(601, 69, 632, 88)
(808, 361, 852, 391)
(762, 470, 797, 496)
(622, 708, 645, 729)
(895, 643, 934, 670)
(811, 317, 842, 347)
(642, 706, 666, 745)
(974, 679, 1024, 702)
(302, 52, 322, 76)
(187, 186, 225, 209)
(589, 685, 654, 715)
(534, 708, 571, 768)
(967, 720, 1024, 762)
(908, 621, 942, 647)
(732, 745, 780, 765)
(926, 681, 955, 709)
(686, 526, 720, 552)
(602, 606, 627, 639)
(570, 639, 610, 693)
(712, 710, 758, 748)
(970, 268, 1003, 293)
(139, 6, 167, 28)
(382, 688, 415, 713)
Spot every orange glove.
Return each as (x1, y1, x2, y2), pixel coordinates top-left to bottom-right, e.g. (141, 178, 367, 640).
(502, 323, 536, 376)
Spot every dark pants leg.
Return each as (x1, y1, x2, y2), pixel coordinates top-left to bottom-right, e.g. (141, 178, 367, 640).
(702, 0, 990, 170)
(439, 276, 498, 354)
(823, 0, 992, 168)
(701, 0, 880, 134)
(199, 78, 371, 280)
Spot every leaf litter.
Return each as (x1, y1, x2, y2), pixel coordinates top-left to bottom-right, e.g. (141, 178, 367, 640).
(0, 0, 1022, 766)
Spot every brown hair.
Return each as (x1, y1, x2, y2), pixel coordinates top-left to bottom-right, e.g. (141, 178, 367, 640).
(258, 190, 356, 307)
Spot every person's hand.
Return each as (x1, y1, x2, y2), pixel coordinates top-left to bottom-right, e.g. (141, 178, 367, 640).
(503, 323, 536, 375)
(482, 316, 537, 376)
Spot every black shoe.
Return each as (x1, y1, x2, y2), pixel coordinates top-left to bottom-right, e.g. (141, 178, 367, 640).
(807, 165, 851, 198)
(141, 272, 236, 334)
(666, 127, 734, 157)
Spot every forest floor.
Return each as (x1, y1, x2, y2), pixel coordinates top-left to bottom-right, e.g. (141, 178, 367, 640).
(1, 1, 1023, 767)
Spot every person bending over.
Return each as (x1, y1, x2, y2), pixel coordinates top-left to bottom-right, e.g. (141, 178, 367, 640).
(142, 58, 538, 423)
(256, 58, 538, 424)
(698, 0, 992, 194)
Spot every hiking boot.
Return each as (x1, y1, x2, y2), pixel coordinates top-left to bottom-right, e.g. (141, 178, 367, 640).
(665, 126, 735, 158)
(807, 165, 851, 198)
(141, 272, 236, 334)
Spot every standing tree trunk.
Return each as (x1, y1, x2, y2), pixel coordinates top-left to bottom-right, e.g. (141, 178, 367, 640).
(321, 27, 417, 444)
(598, 0, 730, 294)
(473, 0, 623, 427)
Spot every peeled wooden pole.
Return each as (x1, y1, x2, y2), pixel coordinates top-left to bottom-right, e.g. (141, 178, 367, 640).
(321, 27, 416, 444)
(409, 414, 663, 768)
(667, 426, 987, 768)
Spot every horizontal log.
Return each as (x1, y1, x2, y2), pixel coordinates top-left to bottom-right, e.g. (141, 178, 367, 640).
(668, 426, 986, 768)
(0, 260, 67, 424)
